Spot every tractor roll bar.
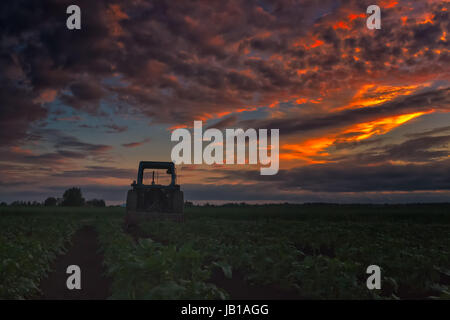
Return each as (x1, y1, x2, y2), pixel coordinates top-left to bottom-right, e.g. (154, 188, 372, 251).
(136, 161, 176, 186)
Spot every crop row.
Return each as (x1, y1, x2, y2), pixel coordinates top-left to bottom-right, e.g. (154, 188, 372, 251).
(96, 221, 227, 299)
(0, 217, 78, 299)
(138, 219, 450, 299)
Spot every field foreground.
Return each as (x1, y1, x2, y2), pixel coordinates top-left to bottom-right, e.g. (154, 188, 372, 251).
(0, 204, 449, 299)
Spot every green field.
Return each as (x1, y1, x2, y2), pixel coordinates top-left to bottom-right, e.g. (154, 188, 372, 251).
(1, 204, 449, 299)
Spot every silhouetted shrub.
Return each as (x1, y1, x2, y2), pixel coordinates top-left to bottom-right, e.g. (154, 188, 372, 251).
(61, 187, 85, 207)
(86, 199, 106, 207)
(44, 197, 57, 206)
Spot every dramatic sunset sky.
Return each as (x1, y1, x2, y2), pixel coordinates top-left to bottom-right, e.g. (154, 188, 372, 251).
(0, 0, 449, 204)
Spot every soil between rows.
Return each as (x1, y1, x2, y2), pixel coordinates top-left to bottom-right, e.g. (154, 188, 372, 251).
(38, 225, 112, 300)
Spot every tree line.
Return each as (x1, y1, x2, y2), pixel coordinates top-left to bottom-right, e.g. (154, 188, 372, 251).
(0, 187, 105, 207)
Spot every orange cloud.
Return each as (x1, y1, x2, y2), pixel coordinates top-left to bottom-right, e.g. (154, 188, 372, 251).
(331, 12, 368, 31)
(296, 66, 319, 76)
(282, 137, 335, 163)
(280, 111, 433, 163)
(342, 111, 432, 141)
(295, 98, 308, 104)
(169, 124, 188, 130)
(307, 38, 324, 49)
(333, 21, 350, 30)
(208, 35, 225, 47)
(348, 13, 366, 21)
(34, 89, 58, 104)
(294, 37, 324, 50)
(380, 0, 399, 9)
(106, 4, 129, 37)
(337, 84, 422, 111)
(10, 146, 34, 156)
(418, 13, 435, 25)
(168, 110, 234, 130)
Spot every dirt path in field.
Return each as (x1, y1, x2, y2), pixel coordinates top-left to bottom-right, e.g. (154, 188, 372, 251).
(39, 225, 111, 299)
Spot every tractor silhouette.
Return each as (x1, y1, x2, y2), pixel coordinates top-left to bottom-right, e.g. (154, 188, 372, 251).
(125, 161, 184, 227)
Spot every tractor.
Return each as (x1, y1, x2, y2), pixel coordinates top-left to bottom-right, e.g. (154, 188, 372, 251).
(125, 161, 184, 227)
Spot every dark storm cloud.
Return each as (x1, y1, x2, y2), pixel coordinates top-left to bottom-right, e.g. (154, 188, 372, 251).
(207, 115, 238, 129)
(77, 123, 128, 133)
(181, 182, 450, 203)
(332, 137, 386, 151)
(361, 135, 450, 163)
(24, 150, 87, 162)
(405, 125, 450, 138)
(60, 81, 106, 112)
(0, 82, 47, 146)
(51, 166, 135, 179)
(78, 124, 98, 129)
(0, 148, 102, 168)
(282, 161, 450, 192)
(1, 0, 447, 142)
(329, 132, 450, 163)
(1, 0, 448, 203)
(182, 183, 299, 202)
(219, 159, 450, 193)
(0, 129, 113, 168)
(104, 123, 128, 133)
(0, 0, 114, 147)
(53, 135, 111, 153)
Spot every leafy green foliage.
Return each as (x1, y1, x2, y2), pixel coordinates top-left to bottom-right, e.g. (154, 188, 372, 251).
(1, 205, 449, 300)
(139, 218, 450, 299)
(0, 217, 78, 299)
(96, 221, 227, 299)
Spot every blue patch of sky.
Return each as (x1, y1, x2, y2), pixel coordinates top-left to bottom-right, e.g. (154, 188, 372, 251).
(39, 95, 168, 155)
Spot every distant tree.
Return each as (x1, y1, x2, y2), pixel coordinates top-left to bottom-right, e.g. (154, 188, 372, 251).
(0, 202, 7, 206)
(86, 199, 106, 207)
(44, 197, 57, 206)
(61, 187, 85, 207)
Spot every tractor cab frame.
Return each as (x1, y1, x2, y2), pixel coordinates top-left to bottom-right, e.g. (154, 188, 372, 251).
(125, 161, 184, 227)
